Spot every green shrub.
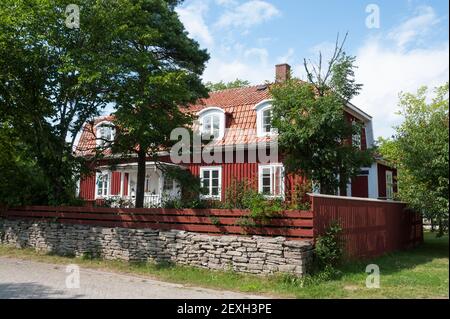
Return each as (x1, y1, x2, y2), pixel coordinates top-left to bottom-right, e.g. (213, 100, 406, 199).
(287, 181, 312, 210)
(315, 221, 343, 269)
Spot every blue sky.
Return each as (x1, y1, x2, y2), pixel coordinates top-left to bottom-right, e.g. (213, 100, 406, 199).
(175, 0, 449, 138)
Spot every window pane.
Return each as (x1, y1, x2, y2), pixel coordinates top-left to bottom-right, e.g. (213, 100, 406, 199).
(164, 176, 173, 191)
(203, 116, 211, 135)
(97, 175, 103, 195)
(211, 187, 219, 196)
(103, 174, 108, 194)
(212, 170, 219, 178)
(262, 167, 271, 194)
(263, 109, 272, 133)
(212, 178, 219, 187)
(203, 171, 210, 179)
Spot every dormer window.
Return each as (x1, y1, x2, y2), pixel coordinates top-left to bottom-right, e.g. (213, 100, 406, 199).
(352, 121, 363, 150)
(262, 108, 272, 133)
(255, 100, 276, 137)
(198, 107, 225, 140)
(95, 121, 115, 147)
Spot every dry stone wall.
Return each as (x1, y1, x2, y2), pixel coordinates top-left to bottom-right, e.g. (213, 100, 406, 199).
(0, 219, 314, 276)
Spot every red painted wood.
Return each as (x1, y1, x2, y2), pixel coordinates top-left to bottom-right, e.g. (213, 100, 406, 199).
(2, 206, 314, 240)
(79, 173, 95, 200)
(8, 206, 312, 218)
(351, 176, 369, 198)
(110, 172, 121, 195)
(311, 196, 423, 258)
(123, 173, 129, 196)
(4, 210, 313, 227)
(377, 163, 398, 198)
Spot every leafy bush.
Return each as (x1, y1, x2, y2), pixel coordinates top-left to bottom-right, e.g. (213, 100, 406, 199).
(102, 197, 135, 208)
(223, 179, 249, 209)
(315, 221, 343, 269)
(287, 181, 312, 210)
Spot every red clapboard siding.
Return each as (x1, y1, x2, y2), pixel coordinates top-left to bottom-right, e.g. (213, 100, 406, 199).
(79, 174, 96, 200)
(2, 206, 314, 240)
(351, 176, 369, 198)
(311, 195, 423, 259)
(111, 172, 121, 195)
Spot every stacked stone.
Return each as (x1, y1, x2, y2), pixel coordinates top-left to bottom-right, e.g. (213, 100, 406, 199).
(0, 219, 314, 276)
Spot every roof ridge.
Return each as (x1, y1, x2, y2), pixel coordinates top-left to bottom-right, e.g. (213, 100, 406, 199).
(207, 83, 269, 94)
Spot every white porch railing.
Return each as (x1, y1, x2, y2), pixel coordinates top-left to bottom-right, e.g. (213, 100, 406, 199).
(102, 195, 162, 208)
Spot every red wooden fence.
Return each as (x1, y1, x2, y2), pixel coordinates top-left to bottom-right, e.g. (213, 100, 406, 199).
(311, 194, 423, 258)
(0, 206, 314, 240)
(1, 196, 424, 258)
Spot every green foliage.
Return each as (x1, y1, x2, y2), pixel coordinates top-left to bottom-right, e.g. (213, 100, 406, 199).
(242, 191, 283, 222)
(378, 83, 449, 236)
(209, 215, 220, 226)
(315, 221, 343, 269)
(205, 79, 250, 92)
(287, 181, 312, 210)
(271, 79, 373, 194)
(106, 0, 209, 208)
(223, 179, 251, 209)
(271, 35, 373, 195)
(0, 0, 120, 204)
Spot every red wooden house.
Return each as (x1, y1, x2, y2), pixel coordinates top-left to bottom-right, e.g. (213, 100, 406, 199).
(75, 64, 397, 207)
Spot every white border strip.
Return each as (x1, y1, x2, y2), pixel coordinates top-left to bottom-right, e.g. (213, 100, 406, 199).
(308, 193, 405, 204)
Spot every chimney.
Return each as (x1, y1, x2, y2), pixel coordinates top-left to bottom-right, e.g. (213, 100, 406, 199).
(275, 63, 291, 83)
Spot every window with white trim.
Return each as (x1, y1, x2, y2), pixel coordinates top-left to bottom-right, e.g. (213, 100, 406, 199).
(96, 122, 115, 147)
(198, 108, 225, 140)
(200, 167, 222, 200)
(163, 175, 175, 192)
(386, 170, 394, 199)
(352, 121, 363, 150)
(258, 164, 284, 198)
(256, 101, 276, 137)
(96, 172, 110, 197)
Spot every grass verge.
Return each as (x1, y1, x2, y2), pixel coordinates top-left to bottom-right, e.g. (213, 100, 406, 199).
(0, 232, 448, 299)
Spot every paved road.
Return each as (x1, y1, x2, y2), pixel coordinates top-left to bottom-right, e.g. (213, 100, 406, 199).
(0, 257, 267, 299)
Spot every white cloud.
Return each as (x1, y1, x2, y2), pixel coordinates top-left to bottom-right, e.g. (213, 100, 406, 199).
(245, 48, 269, 65)
(215, 0, 280, 29)
(277, 48, 295, 64)
(176, 1, 214, 46)
(203, 57, 274, 84)
(387, 6, 440, 50)
(215, 0, 239, 6)
(353, 40, 449, 139)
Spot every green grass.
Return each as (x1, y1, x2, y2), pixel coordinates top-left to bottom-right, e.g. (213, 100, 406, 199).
(0, 232, 448, 299)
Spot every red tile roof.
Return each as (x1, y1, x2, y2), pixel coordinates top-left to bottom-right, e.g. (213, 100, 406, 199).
(75, 116, 115, 157)
(75, 85, 273, 156)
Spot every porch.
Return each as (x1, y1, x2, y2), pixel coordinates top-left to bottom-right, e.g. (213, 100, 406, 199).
(95, 162, 181, 208)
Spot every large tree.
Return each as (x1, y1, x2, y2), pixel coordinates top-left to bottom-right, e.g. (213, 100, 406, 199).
(107, 0, 209, 208)
(270, 35, 373, 194)
(378, 83, 449, 235)
(0, 0, 116, 204)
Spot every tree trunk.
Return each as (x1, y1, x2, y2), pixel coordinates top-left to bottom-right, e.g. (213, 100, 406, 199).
(135, 149, 146, 208)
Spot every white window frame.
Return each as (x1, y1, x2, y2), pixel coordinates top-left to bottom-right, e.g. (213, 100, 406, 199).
(386, 170, 394, 200)
(352, 121, 362, 150)
(258, 164, 285, 199)
(199, 166, 222, 200)
(95, 171, 111, 199)
(197, 107, 225, 140)
(255, 100, 277, 137)
(163, 175, 175, 192)
(95, 121, 116, 147)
